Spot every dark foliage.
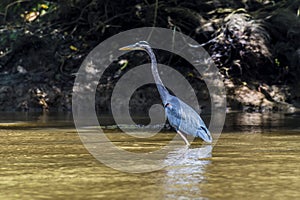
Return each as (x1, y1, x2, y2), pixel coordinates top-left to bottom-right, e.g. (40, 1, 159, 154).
(0, 0, 299, 112)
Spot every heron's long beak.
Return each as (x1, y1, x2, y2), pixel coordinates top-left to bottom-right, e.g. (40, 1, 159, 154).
(119, 45, 143, 51)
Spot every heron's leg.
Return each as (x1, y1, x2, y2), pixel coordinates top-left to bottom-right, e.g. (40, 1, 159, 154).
(176, 130, 190, 146)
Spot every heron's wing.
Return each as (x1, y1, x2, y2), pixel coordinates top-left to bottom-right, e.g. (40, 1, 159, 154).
(176, 99, 209, 138)
(165, 95, 211, 141)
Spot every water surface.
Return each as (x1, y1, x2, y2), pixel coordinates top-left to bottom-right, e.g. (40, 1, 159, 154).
(0, 113, 300, 199)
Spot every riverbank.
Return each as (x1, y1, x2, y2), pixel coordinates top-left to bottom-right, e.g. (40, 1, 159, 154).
(0, 0, 299, 112)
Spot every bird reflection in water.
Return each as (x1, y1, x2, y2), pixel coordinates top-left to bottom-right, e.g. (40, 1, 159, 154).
(163, 145, 212, 198)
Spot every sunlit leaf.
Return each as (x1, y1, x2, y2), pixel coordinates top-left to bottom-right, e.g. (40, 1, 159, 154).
(41, 4, 49, 9)
(24, 11, 39, 22)
(70, 45, 78, 51)
(119, 59, 128, 70)
(40, 10, 47, 16)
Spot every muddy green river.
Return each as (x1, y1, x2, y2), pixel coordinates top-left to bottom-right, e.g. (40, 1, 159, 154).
(0, 113, 300, 199)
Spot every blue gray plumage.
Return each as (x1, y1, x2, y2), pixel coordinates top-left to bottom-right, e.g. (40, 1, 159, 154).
(119, 41, 212, 145)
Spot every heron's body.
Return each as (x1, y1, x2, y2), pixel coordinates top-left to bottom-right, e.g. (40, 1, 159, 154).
(165, 95, 211, 142)
(120, 41, 212, 145)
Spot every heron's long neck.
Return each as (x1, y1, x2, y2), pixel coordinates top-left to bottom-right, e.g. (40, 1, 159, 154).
(145, 46, 169, 103)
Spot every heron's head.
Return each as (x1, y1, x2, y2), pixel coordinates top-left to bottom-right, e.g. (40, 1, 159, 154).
(119, 41, 150, 51)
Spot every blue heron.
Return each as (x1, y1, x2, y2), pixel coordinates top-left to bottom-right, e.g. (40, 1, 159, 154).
(119, 41, 212, 145)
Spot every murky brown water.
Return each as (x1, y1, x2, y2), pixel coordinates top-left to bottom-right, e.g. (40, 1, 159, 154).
(1, 113, 300, 199)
